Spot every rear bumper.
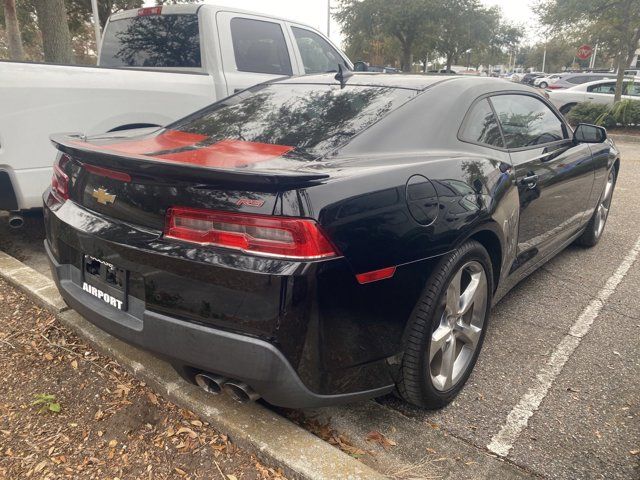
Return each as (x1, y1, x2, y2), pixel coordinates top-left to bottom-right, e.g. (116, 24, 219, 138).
(45, 240, 393, 408)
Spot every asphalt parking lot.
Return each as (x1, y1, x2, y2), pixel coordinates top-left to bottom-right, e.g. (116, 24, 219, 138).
(1, 141, 639, 479)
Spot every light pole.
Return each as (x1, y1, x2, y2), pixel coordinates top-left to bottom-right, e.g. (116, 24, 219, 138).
(91, 0, 102, 57)
(542, 46, 547, 72)
(327, 0, 331, 38)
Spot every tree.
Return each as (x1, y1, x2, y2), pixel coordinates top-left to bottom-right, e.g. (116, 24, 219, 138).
(34, 0, 74, 63)
(435, 0, 499, 71)
(540, 0, 640, 101)
(3, 0, 24, 60)
(335, 0, 440, 71)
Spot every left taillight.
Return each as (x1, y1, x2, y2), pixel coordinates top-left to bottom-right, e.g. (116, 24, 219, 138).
(164, 207, 339, 260)
(51, 153, 70, 202)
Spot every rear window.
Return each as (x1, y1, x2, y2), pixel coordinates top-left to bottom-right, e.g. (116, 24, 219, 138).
(100, 14, 201, 68)
(170, 84, 416, 159)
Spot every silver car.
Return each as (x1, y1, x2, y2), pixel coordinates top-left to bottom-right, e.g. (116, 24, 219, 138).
(547, 72, 618, 90)
(548, 78, 640, 114)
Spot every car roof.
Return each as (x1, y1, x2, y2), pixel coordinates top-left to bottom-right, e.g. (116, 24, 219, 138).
(570, 77, 637, 89)
(271, 72, 521, 92)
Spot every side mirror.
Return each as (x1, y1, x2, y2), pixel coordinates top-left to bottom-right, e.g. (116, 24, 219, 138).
(573, 123, 607, 143)
(353, 61, 368, 72)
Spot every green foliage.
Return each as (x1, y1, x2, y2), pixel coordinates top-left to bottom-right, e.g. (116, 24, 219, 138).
(31, 394, 61, 414)
(335, 0, 521, 71)
(566, 101, 640, 129)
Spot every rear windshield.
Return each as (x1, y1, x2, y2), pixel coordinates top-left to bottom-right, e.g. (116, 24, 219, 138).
(100, 14, 201, 68)
(169, 84, 416, 160)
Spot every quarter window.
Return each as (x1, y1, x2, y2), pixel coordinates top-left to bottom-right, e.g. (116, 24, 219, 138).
(490, 95, 566, 149)
(230, 18, 292, 75)
(291, 27, 346, 74)
(625, 82, 640, 96)
(460, 99, 504, 148)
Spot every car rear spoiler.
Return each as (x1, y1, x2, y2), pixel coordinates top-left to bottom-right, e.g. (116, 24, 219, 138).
(50, 133, 329, 189)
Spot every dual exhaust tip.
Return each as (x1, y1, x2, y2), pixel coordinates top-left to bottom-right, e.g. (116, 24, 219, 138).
(194, 373, 260, 403)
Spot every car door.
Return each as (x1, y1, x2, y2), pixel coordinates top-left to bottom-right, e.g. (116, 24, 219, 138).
(285, 23, 351, 75)
(215, 12, 298, 96)
(490, 93, 595, 261)
(585, 81, 617, 105)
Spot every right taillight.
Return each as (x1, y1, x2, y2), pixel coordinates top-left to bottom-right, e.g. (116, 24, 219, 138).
(164, 207, 339, 260)
(51, 153, 70, 202)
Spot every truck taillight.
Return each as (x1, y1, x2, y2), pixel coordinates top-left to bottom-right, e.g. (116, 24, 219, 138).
(164, 207, 338, 260)
(51, 153, 70, 202)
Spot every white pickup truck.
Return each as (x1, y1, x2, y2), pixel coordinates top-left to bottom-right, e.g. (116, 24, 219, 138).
(0, 4, 351, 218)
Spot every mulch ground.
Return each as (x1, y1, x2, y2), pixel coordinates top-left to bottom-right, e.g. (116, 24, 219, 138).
(0, 277, 286, 480)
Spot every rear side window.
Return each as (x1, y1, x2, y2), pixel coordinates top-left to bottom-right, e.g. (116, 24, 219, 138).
(291, 27, 346, 74)
(230, 18, 292, 75)
(460, 99, 504, 148)
(100, 14, 201, 68)
(587, 82, 616, 94)
(171, 84, 415, 159)
(490, 94, 566, 149)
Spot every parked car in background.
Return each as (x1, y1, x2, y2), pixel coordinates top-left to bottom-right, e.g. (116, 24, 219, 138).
(44, 74, 618, 409)
(521, 72, 546, 85)
(0, 4, 351, 219)
(546, 72, 617, 90)
(533, 74, 561, 89)
(548, 78, 640, 114)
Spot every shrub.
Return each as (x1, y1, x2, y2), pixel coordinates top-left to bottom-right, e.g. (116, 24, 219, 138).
(566, 100, 640, 129)
(566, 102, 610, 126)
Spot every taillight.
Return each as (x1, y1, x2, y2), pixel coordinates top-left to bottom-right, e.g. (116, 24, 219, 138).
(546, 84, 562, 89)
(51, 153, 70, 202)
(164, 208, 338, 260)
(137, 6, 162, 16)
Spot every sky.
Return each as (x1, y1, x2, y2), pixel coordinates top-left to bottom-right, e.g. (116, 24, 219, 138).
(144, 0, 541, 47)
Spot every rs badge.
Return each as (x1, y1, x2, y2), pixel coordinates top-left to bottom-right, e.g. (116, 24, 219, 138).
(92, 187, 116, 205)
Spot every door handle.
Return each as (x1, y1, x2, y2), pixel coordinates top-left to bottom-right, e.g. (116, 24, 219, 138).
(521, 174, 539, 189)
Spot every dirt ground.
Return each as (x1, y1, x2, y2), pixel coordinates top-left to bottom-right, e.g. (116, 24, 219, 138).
(0, 278, 286, 480)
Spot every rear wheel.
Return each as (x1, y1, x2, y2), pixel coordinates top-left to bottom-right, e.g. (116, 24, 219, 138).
(575, 167, 617, 247)
(398, 240, 492, 408)
(560, 103, 576, 116)
(539, 81, 548, 89)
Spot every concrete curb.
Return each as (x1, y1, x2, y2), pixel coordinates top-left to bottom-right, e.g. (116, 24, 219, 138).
(610, 133, 640, 144)
(0, 250, 385, 480)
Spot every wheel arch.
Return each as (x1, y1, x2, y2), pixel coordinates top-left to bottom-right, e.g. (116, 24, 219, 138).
(458, 224, 504, 294)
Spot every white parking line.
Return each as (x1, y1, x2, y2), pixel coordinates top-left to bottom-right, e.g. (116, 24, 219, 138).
(487, 235, 640, 457)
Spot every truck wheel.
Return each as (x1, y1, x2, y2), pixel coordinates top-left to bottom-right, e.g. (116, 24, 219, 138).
(397, 240, 493, 409)
(575, 167, 616, 247)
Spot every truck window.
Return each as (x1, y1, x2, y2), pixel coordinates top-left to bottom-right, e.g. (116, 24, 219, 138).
(100, 14, 201, 68)
(230, 18, 292, 76)
(291, 27, 346, 74)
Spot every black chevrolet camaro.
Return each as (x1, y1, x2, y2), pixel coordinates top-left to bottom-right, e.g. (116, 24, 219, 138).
(44, 73, 619, 409)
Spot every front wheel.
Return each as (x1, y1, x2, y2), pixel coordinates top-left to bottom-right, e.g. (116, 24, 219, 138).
(575, 167, 617, 247)
(539, 81, 548, 89)
(397, 240, 493, 409)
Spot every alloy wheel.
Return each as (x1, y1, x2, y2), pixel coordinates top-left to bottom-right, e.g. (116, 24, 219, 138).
(429, 260, 488, 391)
(594, 169, 615, 239)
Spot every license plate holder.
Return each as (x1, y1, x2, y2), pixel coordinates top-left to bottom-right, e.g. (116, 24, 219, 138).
(82, 255, 128, 311)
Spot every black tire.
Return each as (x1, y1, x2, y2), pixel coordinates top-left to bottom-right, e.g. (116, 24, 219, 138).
(575, 167, 617, 247)
(539, 81, 548, 89)
(397, 240, 493, 409)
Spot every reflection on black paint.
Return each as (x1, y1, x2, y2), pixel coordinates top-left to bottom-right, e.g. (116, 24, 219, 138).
(171, 85, 416, 160)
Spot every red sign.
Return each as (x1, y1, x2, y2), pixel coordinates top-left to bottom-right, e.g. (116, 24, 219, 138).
(576, 44, 593, 60)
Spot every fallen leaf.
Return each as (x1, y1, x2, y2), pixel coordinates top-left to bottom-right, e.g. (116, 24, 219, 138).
(44, 353, 54, 361)
(108, 440, 118, 448)
(71, 359, 78, 370)
(227, 475, 238, 480)
(146, 392, 159, 405)
(174, 467, 187, 476)
(366, 430, 397, 450)
(630, 449, 640, 455)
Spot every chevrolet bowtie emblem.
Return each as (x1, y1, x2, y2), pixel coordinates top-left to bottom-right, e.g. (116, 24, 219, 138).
(92, 188, 116, 205)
